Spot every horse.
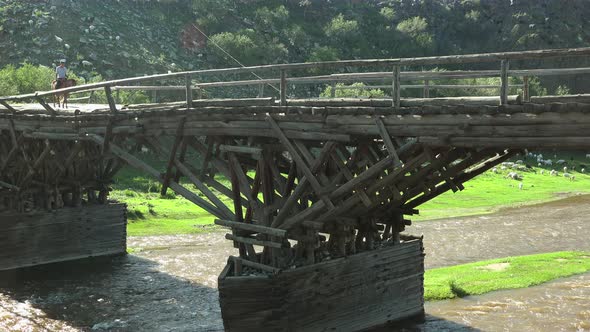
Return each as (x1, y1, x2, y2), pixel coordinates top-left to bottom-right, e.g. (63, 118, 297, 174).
(51, 78, 76, 108)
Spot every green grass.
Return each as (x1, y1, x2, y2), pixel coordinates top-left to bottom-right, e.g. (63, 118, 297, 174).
(414, 156, 590, 221)
(424, 251, 590, 301)
(108, 154, 229, 236)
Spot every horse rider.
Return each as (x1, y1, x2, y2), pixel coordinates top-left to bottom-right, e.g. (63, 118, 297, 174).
(55, 59, 67, 89)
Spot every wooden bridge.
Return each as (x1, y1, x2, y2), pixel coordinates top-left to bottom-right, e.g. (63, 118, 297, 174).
(1, 47, 590, 331)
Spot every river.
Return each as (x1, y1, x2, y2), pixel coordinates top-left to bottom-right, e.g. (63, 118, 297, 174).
(1, 194, 589, 331)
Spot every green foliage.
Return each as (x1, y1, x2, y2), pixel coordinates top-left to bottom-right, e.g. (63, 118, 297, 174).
(208, 29, 288, 65)
(396, 16, 434, 51)
(0, 63, 53, 96)
(324, 14, 359, 39)
(78, 73, 150, 104)
(307, 46, 340, 63)
(320, 83, 385, 98)
(380, 7, 396, 21)
(415, 153, 590, 221)
(555, 85, 571, 95)
(425, 251, 590, 301)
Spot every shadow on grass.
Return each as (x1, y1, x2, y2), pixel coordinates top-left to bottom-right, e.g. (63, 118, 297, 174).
(449, 279, 470, 298)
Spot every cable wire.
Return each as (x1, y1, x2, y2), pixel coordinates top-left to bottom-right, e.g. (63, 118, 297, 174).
(191, 23, 280, 93)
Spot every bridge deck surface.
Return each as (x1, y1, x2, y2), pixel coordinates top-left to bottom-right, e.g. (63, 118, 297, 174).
(2, 95, 590, 149)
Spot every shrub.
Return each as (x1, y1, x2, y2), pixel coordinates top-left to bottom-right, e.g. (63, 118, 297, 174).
(320, 82, 386, 98)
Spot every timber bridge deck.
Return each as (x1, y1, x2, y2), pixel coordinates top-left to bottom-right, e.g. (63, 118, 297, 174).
(2, 47, 590, 331)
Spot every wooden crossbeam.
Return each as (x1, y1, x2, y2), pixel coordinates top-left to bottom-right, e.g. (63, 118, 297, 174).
(18, 140, 51, 188)
(375, 117, 401, 166)
(202, 175, 249, 208)
(199, 137, 215, 180)
(244, 161, 261, 224)
(189, 138, 231, 182)
(230, 256, 280, 274)
(0, 100, 16, 113)
(215, 219, 287, 237)
(267, 156, 286, 194)
(218, 144, 262, 159)
(161, 117, 186, 196)
(54, 141, 84, 178)
(35, 96, 56, 115)
(0, 180, 19, 191)
(104, 86, 118, 113)
(291, 150, 430, 228)
(267, 116, 335, 209)
(173, 139, 188, 183)
(329, 153, 372, 207)
(0, 135, 24, 173)
(271, 141, 338, 228)
(174, 160, 235, 220)
(142, 136, 240, 218)
(283, 163, 297, 197)
(225, 234, 287, 249)
(405, 149, 514, 208)
(228, 152, 262, 212)
(88, 134, 224, 218)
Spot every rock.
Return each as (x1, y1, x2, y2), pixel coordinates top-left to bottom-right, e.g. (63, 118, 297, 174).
(91, 319, 127, 330)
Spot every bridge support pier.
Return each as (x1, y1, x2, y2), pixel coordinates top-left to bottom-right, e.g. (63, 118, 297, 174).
(0, 203, 127, 271)
(218, 237, 425, 332)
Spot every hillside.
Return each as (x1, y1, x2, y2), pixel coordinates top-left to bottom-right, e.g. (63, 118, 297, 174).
(0, 0, 199, 80)
(1, 0, 589, 91)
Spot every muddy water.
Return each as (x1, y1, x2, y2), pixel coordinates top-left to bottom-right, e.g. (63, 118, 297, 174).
(1, 194, 590, 331)
(420, 273, 590, 331)
(413, 194, 590, 268)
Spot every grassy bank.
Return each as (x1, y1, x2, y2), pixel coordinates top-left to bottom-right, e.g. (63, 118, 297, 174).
(111, 165, 231, 236)
(113, 153, 590, 237)
(415, 163, 590, 221)
(424, 251, 590, 301)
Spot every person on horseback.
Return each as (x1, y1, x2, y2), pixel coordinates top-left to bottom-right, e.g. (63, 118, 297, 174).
(55, 59, 67, 89)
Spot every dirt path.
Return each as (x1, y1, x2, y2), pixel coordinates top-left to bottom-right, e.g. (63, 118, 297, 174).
(0, 195, 589, 331)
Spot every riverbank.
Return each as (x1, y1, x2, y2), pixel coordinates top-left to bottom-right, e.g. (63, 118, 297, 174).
(424, 251, 590, 301)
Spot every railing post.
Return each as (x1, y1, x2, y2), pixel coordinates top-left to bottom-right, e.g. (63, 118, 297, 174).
(500, 60, 509, 106)
(523, 76, 530, 102)
(258, 84, 265, 98)
(35, 94, 56, 115)
(423, 79, 430, 98)
(280, 69, 287, 106)
(330, 82, 336, 98)
(104, 86, 117, 113)
(392, 65, 401, 108)
(185, 74, 193, 109)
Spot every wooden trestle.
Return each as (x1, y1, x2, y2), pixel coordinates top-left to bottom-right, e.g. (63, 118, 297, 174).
(2, 97, 590, 270)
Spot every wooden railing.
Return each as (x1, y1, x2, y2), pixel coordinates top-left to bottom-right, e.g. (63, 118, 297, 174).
(1, 47, 589, 114)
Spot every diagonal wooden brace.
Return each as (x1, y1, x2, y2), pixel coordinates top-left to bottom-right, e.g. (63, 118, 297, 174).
(267, 116, 335, 210)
